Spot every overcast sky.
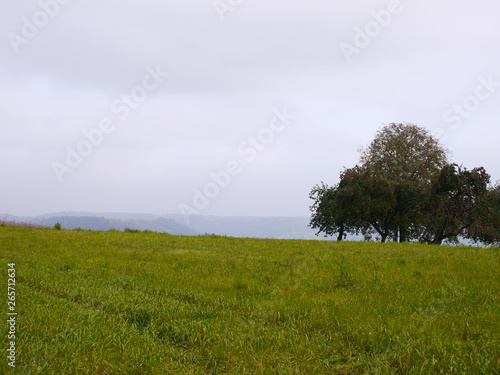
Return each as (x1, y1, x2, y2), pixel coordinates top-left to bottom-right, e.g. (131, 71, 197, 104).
(1, 0, 499, 219)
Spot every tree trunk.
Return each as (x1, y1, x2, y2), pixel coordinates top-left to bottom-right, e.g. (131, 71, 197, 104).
(336, 224, 344, 241)
(431, 231, 444, 245)
(431, 223, 448, 245)
(399, 226, 407, 243)
(431, 237, 443, 245)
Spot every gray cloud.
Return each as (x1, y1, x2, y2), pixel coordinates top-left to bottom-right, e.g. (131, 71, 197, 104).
(1, 0, 499, 217)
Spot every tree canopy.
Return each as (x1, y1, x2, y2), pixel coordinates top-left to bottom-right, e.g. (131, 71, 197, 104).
(310, 123, 499, 245)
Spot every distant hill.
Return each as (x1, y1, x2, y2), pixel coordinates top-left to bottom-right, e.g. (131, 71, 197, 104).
(0, 213, 197, 236)
(0, 212, 320, 239)
(163, 214, 319, 239)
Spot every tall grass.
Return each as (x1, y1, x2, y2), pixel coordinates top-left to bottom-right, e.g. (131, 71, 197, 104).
(0, 226, 498, 374)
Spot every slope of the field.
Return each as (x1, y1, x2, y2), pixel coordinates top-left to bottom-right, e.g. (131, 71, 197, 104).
(0, 226, 499, 374)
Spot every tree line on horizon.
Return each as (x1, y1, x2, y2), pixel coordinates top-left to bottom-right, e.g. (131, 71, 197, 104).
(309, 123, 500, 245)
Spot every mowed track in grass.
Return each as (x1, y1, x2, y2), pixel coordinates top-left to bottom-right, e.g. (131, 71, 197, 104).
(0, 226, 499, 374)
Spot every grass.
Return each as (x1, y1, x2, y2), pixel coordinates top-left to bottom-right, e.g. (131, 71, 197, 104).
(0, 225, 499, 374)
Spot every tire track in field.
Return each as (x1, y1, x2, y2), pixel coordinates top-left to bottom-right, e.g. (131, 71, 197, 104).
(21, 277, 224, 352)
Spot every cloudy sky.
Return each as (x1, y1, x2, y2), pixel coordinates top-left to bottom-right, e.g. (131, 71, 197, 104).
(1, 0, 499, 219)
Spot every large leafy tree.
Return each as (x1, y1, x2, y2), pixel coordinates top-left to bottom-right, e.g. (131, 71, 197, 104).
(489, 184, 500, 244)
(335, 166, 396, 242)
(309, 166, 396, 242)
(309, 182, 345, 241)
(310, 123, 498, 246)
(464, 181, 500, 245)
(309, 168, 368, 241)
(419, 164, 492, 245)
(359, 123, 448, 184)
(358, 123, 449, 242)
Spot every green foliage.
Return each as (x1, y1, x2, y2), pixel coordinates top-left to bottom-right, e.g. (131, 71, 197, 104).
(309, 182, 345, 239)
(53, 222, 62, 230)
(309, 167, 398, 242)
(311, 123, 496, 245)
(1, 226, 499, 374)
(466, 181, 500, 245)
(421, 164, 494, 244)
(359, 123, 449, 185)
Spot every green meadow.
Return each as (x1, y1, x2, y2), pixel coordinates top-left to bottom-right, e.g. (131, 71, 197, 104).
(0, 225, 499, 374)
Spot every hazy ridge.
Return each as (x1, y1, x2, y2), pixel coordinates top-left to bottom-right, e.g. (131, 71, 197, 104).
(1, 212, 320, 239)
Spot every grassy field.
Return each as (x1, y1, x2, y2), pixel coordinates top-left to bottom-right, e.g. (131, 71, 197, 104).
(0, 225, 499, 374)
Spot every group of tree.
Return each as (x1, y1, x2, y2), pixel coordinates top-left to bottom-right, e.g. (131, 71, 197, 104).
(309, 123, 500, 245)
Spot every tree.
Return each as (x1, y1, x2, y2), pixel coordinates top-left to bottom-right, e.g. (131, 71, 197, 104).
(359, 123, 448, 184)
(491, 183, 500, 244)
(359, 123, 449, 242)
(309, 182, 345, 241)
(335, 166, 397, 242)
(310, 123, 497, 246)
(419, 164, 492, 245)
(488, 184, 500, 245)
(465, 181, 500, 246)
(309, 166, 397, 242)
